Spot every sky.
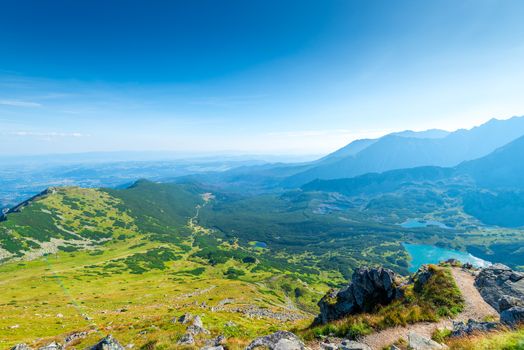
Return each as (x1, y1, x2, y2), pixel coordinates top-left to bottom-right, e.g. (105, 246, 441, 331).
(1, 0, 524, 156)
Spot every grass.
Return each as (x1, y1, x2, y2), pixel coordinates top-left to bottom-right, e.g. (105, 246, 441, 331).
(445, 326, 524, 350)
(0, 184, 324, 349)
(302, 265, 464, 340)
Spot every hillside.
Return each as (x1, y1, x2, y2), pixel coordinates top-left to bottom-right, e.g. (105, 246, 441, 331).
(0, 181, 328, 349)
(0, 180, 523, 348)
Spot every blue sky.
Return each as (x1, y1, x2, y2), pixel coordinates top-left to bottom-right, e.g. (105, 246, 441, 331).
(1, 0, 524, 156)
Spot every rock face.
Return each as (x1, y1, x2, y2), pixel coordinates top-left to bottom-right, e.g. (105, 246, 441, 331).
(475, 264, 524, 314)
(316, 267, 402, 324)
(90, 336, 125, 350)
(501, 306, 524, 326)
(408, 332, 447, 350)
(245, 331, 306, 350)
(451, 319, 499, 337)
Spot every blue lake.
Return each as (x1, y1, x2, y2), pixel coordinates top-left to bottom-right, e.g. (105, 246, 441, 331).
(403, 243, 491, 272)
(253, 241, 268, 248)
(400, 219, 451, 229)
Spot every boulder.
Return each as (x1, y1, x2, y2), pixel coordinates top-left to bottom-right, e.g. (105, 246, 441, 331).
(316, 267, 402, 324)
(338, 340, 371, 350)
(245, 331, 306, 350)
(187, 315, 210, 335)
(177, 313, 193, 324)
(65, 331, 88, 344)
(205, 335, 226, 347)
(11, 344, 32, 350)
(408, 332, 447, 350)
(178, 333, 195, 345)
(37, 343, 63, 350)
(90, 335, 125, 350)
(501, 306, 524, 326)
(451, 319, 499, 337)
(475, 264, 524, 312)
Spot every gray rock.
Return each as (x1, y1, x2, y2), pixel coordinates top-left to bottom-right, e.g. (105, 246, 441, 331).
(178, 333, 194, 345)
(320, 343, 337, 350)
(245, 331, 306, 350)
(177, 313, 193, 324)
(475, 264, 524, 312)
(451, 319, 499, 337)
(90, 336, 125, 350)
(501, 306, 524, 326)
(316, 267, 402, 324)
(408, 332, 447, 350)
(187, 315, 210, 335)
(499, 295, 524, 312)
(205, 335, 226, 347)
(11, 344, 32, 350)
(37, 343, 63, 350)
(463, 263, 474, 270)
(65, 331, 88, 344)
(338, 340, 371, 350)
(412, 265, 439, 293)
(201, 347, 224, 350)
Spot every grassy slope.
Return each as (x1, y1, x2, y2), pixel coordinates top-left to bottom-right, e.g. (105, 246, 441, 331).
(0, 182, 327, 349)
(0, 181, 522, 349)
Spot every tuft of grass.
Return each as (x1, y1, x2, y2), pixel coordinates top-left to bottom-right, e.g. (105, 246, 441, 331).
(445, 326, 524, 350)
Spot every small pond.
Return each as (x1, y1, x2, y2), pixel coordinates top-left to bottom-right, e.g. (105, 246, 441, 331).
(399, 219, 451, 229)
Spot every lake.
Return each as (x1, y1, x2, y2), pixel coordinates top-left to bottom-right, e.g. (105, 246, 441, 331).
(400, 219, 451, 229)
(403, 243, 491, 272)
(252, 241, 268, 248)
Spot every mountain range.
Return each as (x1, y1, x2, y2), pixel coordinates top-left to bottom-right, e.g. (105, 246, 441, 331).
(189, 116, 524, 191)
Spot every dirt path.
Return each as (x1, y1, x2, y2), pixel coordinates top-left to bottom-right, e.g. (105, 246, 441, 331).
(359, 267, 499, 349)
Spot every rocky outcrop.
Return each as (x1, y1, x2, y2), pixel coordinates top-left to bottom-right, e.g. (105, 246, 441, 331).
(11, 344, 32, 350)
(320, 340, 370, 350)
(316, 267, 402, 324)
(90, 335, 124, 350)
(245, 331, 307, 350)
(501, 306, 524, 326)
(37, 342, 63, 350)
(64, 331, 88, 345)
(178, 333, 194, 345)
(187, 315, 210, 335)
(408, 332, 447, 350)
(475, 264, 524, 315)
(176, 313, 193, 324)
(451, 319, 499, 337)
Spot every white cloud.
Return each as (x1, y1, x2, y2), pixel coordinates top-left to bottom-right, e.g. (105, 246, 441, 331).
(6, 131, 89, 138)
(0, 99, 42, 107)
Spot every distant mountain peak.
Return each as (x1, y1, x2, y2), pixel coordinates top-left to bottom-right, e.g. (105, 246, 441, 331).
(392, 129, 450, 139)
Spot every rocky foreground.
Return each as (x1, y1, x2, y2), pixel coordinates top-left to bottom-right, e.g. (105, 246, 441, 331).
(9, 263, 524, 350)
